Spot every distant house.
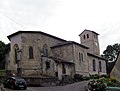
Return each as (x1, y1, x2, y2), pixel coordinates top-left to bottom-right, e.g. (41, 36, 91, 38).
(110, 53, 120, 81)
(6, 29, 106, 79)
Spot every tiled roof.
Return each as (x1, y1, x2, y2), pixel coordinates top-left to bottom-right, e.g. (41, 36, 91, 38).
(87, 53, 107, 61)
(49, 56, 74, 64)
(79, 29, 99, 36)
(7, 31, 67, 42)
(51, 41, 89, 49)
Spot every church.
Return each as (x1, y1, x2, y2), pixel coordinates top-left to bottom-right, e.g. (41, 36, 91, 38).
(6, 29, 106, 79)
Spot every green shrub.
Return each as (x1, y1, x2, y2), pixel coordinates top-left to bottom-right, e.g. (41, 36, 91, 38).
(74, 74, 83, 81)
(100, 74, 109, 78)
(88, 79, 106, 91)
(83, 76, 90, 80)
(74, 74, 90, 82)
(88, 78, 120, 91)
(90, 74, 99, 79)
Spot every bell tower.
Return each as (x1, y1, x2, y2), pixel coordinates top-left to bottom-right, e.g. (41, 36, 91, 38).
(79, 29, 100, 55)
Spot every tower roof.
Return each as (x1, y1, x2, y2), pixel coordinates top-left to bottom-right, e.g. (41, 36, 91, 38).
(79, 29, 99, 36)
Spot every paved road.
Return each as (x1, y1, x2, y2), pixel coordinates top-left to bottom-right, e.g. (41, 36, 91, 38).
(4, 81, 88, 91)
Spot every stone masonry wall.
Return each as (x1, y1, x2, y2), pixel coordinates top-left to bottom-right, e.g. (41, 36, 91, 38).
(20, 33, 66, 76)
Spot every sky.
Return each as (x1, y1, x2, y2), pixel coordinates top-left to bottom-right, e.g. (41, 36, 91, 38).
(0, 0, 120, 54)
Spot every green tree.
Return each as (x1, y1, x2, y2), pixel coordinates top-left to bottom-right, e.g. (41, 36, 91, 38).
(102, 44, 120, 62)
(0, 41, 10, 69)
(0, 41, 6, 62)
(101, 43, 120, 74)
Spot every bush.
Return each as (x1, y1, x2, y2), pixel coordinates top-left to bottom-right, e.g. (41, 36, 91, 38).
(103, 78, 120, 87)
(90, 74, 99, 79)
(100, 74, 109, 78)
(74, 74, 83, 81)
(88, 78, 120, 91)
(83, 76, 90, 80)
(88, 79, 106, 91)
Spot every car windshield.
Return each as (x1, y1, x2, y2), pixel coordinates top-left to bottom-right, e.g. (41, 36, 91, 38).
(16, 79, 25, 81)
(14, 77, 25, 82)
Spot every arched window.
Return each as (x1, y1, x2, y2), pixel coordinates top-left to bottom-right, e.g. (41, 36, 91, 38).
(87, 34, 89, 38)
(83, 35, 86, 39)
(99, 61, 102, 72)
(13, 44, 19, 64)
(46, 61, 50, 69)
(93, 59, 96, 71)
(29, 46, 33, 59)
(43, 44, 48, 57)
(79, 52, 84, 64)
(15, 49, 17, 63)
(62, 64, 66, 74)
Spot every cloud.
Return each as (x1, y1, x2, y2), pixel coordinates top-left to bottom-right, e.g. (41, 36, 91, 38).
(0, 0, 120, 55)
(0, 0, 59, 26)
(99, 22, 120, 54)
(0, 0, 60, 43)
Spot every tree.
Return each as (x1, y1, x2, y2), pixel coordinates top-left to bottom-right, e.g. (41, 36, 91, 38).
(102, 43, 120, 62)
(0, 41, 10, 69)
(101, 43, 120, 74)
(0, 41, 6, 62)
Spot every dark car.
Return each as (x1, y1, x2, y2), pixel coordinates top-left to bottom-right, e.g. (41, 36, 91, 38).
(3, 77, 27, 90)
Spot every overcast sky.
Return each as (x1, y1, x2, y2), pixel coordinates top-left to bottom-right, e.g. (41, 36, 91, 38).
(0, 0, 120, 54)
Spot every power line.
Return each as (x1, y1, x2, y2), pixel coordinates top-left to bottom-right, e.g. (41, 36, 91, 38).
(0, 10, 25, 28)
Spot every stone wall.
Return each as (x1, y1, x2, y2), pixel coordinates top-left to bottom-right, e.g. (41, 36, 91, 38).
(73, 44, 89, 76)
(88, 55, 106, 75)
(8, 32, 66, 76)
(20, 33, 66, 74)
(23, 77, 59, 86)
(52, 44, 73, 62)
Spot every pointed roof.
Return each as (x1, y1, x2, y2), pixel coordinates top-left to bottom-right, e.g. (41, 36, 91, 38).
(87, 53, 107, 61)
(7, 30, 67, 42)
(51, 41, 89, 49)
(49, 56, 74, 64)
(79, 29, 99, 36)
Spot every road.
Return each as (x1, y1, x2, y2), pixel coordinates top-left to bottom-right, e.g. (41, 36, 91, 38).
(4, 81, 88, 91)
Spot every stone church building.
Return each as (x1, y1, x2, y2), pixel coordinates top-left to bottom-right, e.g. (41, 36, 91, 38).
(6, 29, 106, 79)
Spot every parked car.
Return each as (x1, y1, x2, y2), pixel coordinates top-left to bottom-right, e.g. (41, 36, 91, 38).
(3, 76, 27, 90)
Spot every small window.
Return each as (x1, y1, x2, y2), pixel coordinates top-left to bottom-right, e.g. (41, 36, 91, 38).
(93, 59, 96, 71)
(55, 72, 58, 77)
(46, 61, 50, 69)
(62, 64, 66, 74)
(83, 35, 86, 39)
(29, 46, 33, 59)
(99, 61, 102, 72)
(87, 34, 89, 38)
